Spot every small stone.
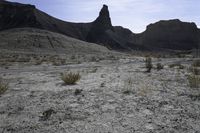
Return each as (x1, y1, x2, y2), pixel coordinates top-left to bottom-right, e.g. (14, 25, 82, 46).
(142, 109, 153, 115)
(145, 124, 154, 130)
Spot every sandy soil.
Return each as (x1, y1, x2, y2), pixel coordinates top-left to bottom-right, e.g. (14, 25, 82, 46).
(0, 57, 200, 133)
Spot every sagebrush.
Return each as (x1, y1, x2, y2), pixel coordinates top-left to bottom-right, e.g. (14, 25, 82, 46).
(61, 72, 81, 85)
(0, 79, 8, 95)
(188, 75, 200, 88)
(156, 63, 164, 70)
(145, 57, 152, 72)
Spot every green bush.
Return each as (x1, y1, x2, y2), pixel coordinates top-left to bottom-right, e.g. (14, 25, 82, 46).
(61, 72, 81, 85)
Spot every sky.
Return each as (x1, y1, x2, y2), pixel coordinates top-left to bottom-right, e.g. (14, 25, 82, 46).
(8, 0, 200, 33)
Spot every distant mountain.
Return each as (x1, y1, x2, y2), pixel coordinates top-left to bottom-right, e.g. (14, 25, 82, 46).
(0, 0, 199, 51)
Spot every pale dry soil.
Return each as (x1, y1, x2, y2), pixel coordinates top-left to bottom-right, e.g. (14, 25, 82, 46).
(0, 57, 200, 133)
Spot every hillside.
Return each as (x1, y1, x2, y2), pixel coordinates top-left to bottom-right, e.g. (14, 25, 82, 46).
(0, 28, 110, 54)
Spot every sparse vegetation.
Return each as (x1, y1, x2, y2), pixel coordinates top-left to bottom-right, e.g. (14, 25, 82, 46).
(90, 68, 98, 73)
(71, 55, 76, 60)
(74, 89, 83, 95)
(169, 63, 184, 69)
(40, 109, 56, 121)
(156, 63, 164, 70)
(145, 57, 153, 72)
(123, 77, 134, 94)
(34, 59, 43, 65)
(138, 83, 152, 96)
(61, 72, 81, 85)
(0, 78, 8, 95)
(192, 60, 200, 67)
(187, 75, 200, 88)
(123, 90, 132, 94)
(100, 82, 105, 87)
(52, 59, 66, 66)
(191, 67, 200, 75)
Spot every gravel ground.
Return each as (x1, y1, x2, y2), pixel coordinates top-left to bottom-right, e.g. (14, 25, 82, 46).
(0, 57, 200, 133)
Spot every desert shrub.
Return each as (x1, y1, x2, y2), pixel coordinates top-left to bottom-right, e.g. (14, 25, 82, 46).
(61, 72, 81, 85)
(0, 79, 8, 95)
(90, 68, 98, 73)
(188, 75, 200, 88)
(192, 60, 200, 67)
(90, 56, 97, 62)
(156, 63, 164, 70)
(74, 89, 83, 95)
(40, 109, 56, 121)
(138, 84, 152, 96)
(100, 82, 105, 87)
(169, 63, 184, 69)
(191, 67, 200, 75)
(52, 61, 61, 66)
(178, 65, 185, 69)
(35, 61, 42, 65)
(145, 57, 153, 72)
(123, 77, 134, 94)
(70, 55, 76, 60)
(52, 59, 65, 66)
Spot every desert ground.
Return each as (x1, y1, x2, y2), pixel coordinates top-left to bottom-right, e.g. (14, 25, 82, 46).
(0, 54, 200, 133)
(0, 1, 200, 133)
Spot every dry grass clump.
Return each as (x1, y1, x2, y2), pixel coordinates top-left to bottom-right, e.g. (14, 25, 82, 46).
(61, 72, 81, 85)
(169, 63, 184, 69)
(145, 57, 153, 73)
(138, 85, 151, 96)
(123, 77, 134, 94)
(0, 78, 8, 95)
(74, 89, 83, 95)
(190, 67, 200, 75)
(192, 60, 200, 67)
(187, 75, 200, 88)
(52, 59, 66, 66)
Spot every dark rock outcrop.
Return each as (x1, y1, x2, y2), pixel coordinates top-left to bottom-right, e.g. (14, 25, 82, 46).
(0, 0, 199, 51)
(140, 19, 199, 50)
(0, 1, 38, 29)
(86, 5, 113, 43)
(86, 5, 137, 50)
(0, 0, 91, 40)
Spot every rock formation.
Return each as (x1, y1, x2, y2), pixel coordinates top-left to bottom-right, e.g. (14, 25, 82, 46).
(0, 0, 199, 51)
(86, 5, 113, 43)
(141, 19, 199, 50)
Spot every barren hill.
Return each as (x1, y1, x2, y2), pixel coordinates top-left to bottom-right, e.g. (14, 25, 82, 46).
(0, 28, 110, 55)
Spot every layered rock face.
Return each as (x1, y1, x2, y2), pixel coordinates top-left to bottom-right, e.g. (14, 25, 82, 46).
(0, 0, 199, 51)
(141, 19, 199, 50)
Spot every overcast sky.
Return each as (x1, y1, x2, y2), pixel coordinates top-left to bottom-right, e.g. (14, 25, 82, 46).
(8, 0, 200, 33)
